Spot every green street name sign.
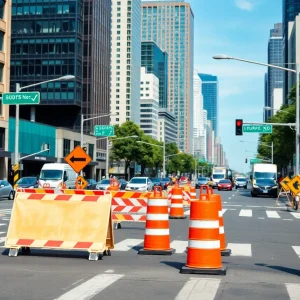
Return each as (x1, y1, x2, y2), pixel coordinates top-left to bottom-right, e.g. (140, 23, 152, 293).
(243, 124, 272, 134)
(250, 158, 262, 165)
(2, 92, 40, 105)
(94, 125, 114, 137)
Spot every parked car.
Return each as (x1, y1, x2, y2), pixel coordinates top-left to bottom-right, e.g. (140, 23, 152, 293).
(95, 179, 111, 190)
(86, 179, 97, 190)
(125, 177, 153, 192)
(195, 177, 208, 189)
(161, 177, 172, 189)
(118, 179, 128, 190)
(234, 177, 248, 189)
(150, 178, 163, 188)
(217, 179, 233, 191)
(0, 180, 14, 200)
(15, 177, 38, 190)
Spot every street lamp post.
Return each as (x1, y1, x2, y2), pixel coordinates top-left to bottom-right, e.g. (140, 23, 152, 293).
(213, 54, 299, 174)
(14, 75, 75, 168)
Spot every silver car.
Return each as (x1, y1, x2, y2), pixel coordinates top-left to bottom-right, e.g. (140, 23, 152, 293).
(126, 177, 154, 191)
(0, 180, 14, 200)
(95, 179, 111, 190)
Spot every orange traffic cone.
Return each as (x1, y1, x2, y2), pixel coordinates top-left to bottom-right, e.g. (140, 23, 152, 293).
(180, 198, 226, 275)
(169, 186, 186, 219)
(190, 186, 197, 201)
(138, 186, 175, 255)
(209, 193, 231, 256)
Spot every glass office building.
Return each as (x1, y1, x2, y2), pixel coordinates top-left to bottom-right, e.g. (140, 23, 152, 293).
(141, 41, 168, 109)
(141, 1, 194, 153)
(198, 73, 218, 136)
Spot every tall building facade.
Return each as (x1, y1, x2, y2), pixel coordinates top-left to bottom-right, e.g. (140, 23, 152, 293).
(110, 0, 141, 126)
(266, 23, 283, 120)
(282, 0, 300, 102)
(199, 73, 218, 136)
(157, 108, 177, 143)
(141, 41, 168, 108)
(141, 1, 194, 152)
(140, 67, 159, 139)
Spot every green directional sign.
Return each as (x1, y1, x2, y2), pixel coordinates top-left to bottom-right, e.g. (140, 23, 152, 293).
(250, 158, 262, 165)
(94, 125, 114, 137)
(2, 92, 40, 105)
(243, 124, 272, 134)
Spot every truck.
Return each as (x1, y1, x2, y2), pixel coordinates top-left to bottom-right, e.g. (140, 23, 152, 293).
(211, 167, 230, 188)
(250, 163, 278, 197)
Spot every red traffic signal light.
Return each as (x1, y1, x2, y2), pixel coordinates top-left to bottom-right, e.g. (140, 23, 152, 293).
(235, 119, 243, 136)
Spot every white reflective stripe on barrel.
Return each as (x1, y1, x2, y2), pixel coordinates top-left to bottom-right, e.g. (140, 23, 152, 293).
(145, 229, 170, 236)
(171, 203, 183, 208)
(147, 199, 168, 206)
(172, 195, 183, 199)
(190, 193, 196, 196)
(146, 214, 169, 221)
(219, 226, 224, 234)
(218, 210, 223, 217)
(188, 240, 220, 249)
(189, 220, 219, 229)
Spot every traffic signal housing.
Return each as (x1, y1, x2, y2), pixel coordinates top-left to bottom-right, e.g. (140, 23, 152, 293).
(235, 119, 243, 136)
(82, 146, 87, 152)
(245, 158, 248, 163)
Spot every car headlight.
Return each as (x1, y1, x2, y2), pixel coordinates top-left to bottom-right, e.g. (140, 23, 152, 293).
(272, 186, 278, 189)
(253, 184, 259, 188)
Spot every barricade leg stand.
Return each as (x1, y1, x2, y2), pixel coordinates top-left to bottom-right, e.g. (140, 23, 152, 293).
(138, 187, 175, 255)
(169, 186, 186, 219)
(180, 199, 226, 275)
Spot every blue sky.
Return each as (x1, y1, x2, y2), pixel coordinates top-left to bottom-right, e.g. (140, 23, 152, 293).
(189, 0, 282, 173)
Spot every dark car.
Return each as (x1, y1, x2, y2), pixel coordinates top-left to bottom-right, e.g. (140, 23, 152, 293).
(15, 177, 38, 189)
(150, 178, 163, 188)
(251, 178, 278, 198)
(217, 179, 233, 191)
(161, 178, 172, 189)
(86, 179, 97, 190)
(118, 179, 128, 190)
(234, 177, 247, 189)
(196, 177, 208, 189)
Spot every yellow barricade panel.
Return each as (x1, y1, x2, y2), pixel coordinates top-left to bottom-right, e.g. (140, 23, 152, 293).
(6, 192, 112, 253)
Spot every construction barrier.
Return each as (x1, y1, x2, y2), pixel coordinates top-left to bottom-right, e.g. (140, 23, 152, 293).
(169, 186, 186, 219)
(16, 188, 111, 196)
(190, 186, 197, 201)
(180, 197, 226, 275)
(138, 187, 174, 255)
(5, 191, 114, 261)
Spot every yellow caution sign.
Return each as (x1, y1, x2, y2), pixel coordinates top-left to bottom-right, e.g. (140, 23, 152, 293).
(75, 175, 88, 189)
(5, 192, 113, 260)
(280, 176, 291, 192)
(287, 175, 300, 195)
(13, 164, 19, 189)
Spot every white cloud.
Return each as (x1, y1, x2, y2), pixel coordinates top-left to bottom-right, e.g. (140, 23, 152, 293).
(235, 0, 254, 11)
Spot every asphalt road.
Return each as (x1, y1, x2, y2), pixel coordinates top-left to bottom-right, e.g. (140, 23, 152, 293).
(0, 187, 299, 299)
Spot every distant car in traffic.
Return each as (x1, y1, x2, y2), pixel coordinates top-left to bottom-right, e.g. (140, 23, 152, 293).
(86, 179, 97, 190)
(217, 179, 233, 191)
(179, 176, 188, 185)
(126, 177, 153, 191)
(0, 180, 14, 200)
(195, 177, 208, 189)
(234, 177, 248, 189)
(150, 178, 163, 188)
(95, 179, 111, 190)
(118, 179, 128, 190)
(15, 177, 38, 190)
(161, 177, 172, 189)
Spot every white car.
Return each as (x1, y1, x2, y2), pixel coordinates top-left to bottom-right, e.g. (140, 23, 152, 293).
(125, 177, 153, 191)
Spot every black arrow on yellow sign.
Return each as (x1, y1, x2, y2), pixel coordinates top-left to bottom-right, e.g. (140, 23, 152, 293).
(293, 180, 300, 190)
(283, 180, 289, 185)
(70, 156, 86, 163)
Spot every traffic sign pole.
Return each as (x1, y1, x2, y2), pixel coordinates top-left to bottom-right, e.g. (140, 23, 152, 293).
(14, 84, 20, 175)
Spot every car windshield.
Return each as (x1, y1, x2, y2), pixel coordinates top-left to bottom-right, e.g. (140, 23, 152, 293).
(17, 177, 36, 185)
(161, 178, 170, 182)
(198, 177, 207, 181)
(236, 178, 246, 182)
(256, 179, 276, 186)
(130, 178, 147, 184)
(213, 174, 225, 179)
(99, 179, 110, 184)
(150, 178, 161, 183)
(219, 180, 231, 183)
(254, 172, 276, 180)
(40, 170, 62, 180)
(87, 179, 96, 184)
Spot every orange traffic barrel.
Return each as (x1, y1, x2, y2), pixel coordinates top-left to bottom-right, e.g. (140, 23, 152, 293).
(199, 185, 210, 200)
(190, 186, 197, 201)
(180, 199, 226, 275)
(138, 186, 175, 255)
(209, 193, 231, 256)
(169, 186, 186, 219)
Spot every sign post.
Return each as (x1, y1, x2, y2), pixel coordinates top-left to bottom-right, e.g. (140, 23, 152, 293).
(243, 124, 272, 134)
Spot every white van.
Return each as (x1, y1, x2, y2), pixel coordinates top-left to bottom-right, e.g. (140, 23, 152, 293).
(38, 163, 77, 189)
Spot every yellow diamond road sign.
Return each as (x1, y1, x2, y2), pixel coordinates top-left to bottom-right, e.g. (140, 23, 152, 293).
(280, 176, 291, 192)
(287, 175, 300, 195)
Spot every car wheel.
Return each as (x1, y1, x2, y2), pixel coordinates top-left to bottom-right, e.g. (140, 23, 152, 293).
(8, 191, 14, 200)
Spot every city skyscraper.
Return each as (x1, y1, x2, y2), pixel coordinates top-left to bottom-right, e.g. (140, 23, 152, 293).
(282, 0, 300, 102)
(110, 0, 141, 126)
(141, 41, 168, 108)
(266, 23, 283, 120)
(141, 0, 194, 152)
(199, 73, 218, 136)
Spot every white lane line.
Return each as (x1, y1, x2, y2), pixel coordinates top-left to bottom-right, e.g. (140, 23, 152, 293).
(228, 197, 231, 200)
(0, 224, 6, 226)
(228, 209, 237, 211)
(285, 283, 300, 300)
(227, 243, 252, 257)
(54, 273, 124, 300)
(246, 206, 261, 208)
(184, 210, 190, 216)
(113, 239, 143, 251)
(104, 270, 114, 273)
(292, 246, 300, 258)
(222, 208, 227, 215)
(0, 232, 5, 235)
(258, 217, 265, 220)
(224, 201, 228, 203)
(223, 205, 242, 207)
(0, 237, 6, 243)
(232, 195, 235, 197)
(266, 211, 281, 219)
(170, 240, 188, 253)
(283, 219, 293, 221)
(239, 209, 252, 217)
(174, 278, 221, 300)
(290, 212, 300, 219)
(1, 218, 9, 221)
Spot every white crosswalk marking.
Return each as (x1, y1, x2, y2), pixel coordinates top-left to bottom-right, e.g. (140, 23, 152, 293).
(113, 239, 143, 251)
(285, 283, 300, 300)
(227, 243, 252, 256)
(174, 278, 221, 300)
(266, 211, 280, 218)
(239, 209, 252, 217)
(170, 240, 188, 253)
(54, 273, 124, 300)
(292, 246, 300, 258)
(0, 237, 6, 243)
(290, 212, 300, 219)
(184, 209, 190, 216)
(222, 208, 227, 215)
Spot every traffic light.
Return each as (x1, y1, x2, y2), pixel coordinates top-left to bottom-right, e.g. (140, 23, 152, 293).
(82, 146, 87, 152)
(235, 119, 243, 135)
(245, 158, 248, 163)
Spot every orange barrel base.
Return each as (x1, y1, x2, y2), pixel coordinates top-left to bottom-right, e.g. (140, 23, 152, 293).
(221, 249, 231, 256)
(138, 248, 175, 255)
(180, 265, 227, 275)
(169, 215, 187, 219)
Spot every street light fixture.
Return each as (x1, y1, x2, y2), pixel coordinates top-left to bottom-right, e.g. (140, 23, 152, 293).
(14, 75, 75, 169)
(240, 140, 273, 163)
(264, 106, 289, 114)
(213, 54, 299, 174)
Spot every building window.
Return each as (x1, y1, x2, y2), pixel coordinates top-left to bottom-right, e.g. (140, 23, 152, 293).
(0, 31, 4, 51)
(0, 127, 4, 150)
(0, 63, 4, 82)
(74, 141, 80, 148)
(63, 139, 71, 157)
(88, 144, 94, 160)
(0, 1, 4, 20)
